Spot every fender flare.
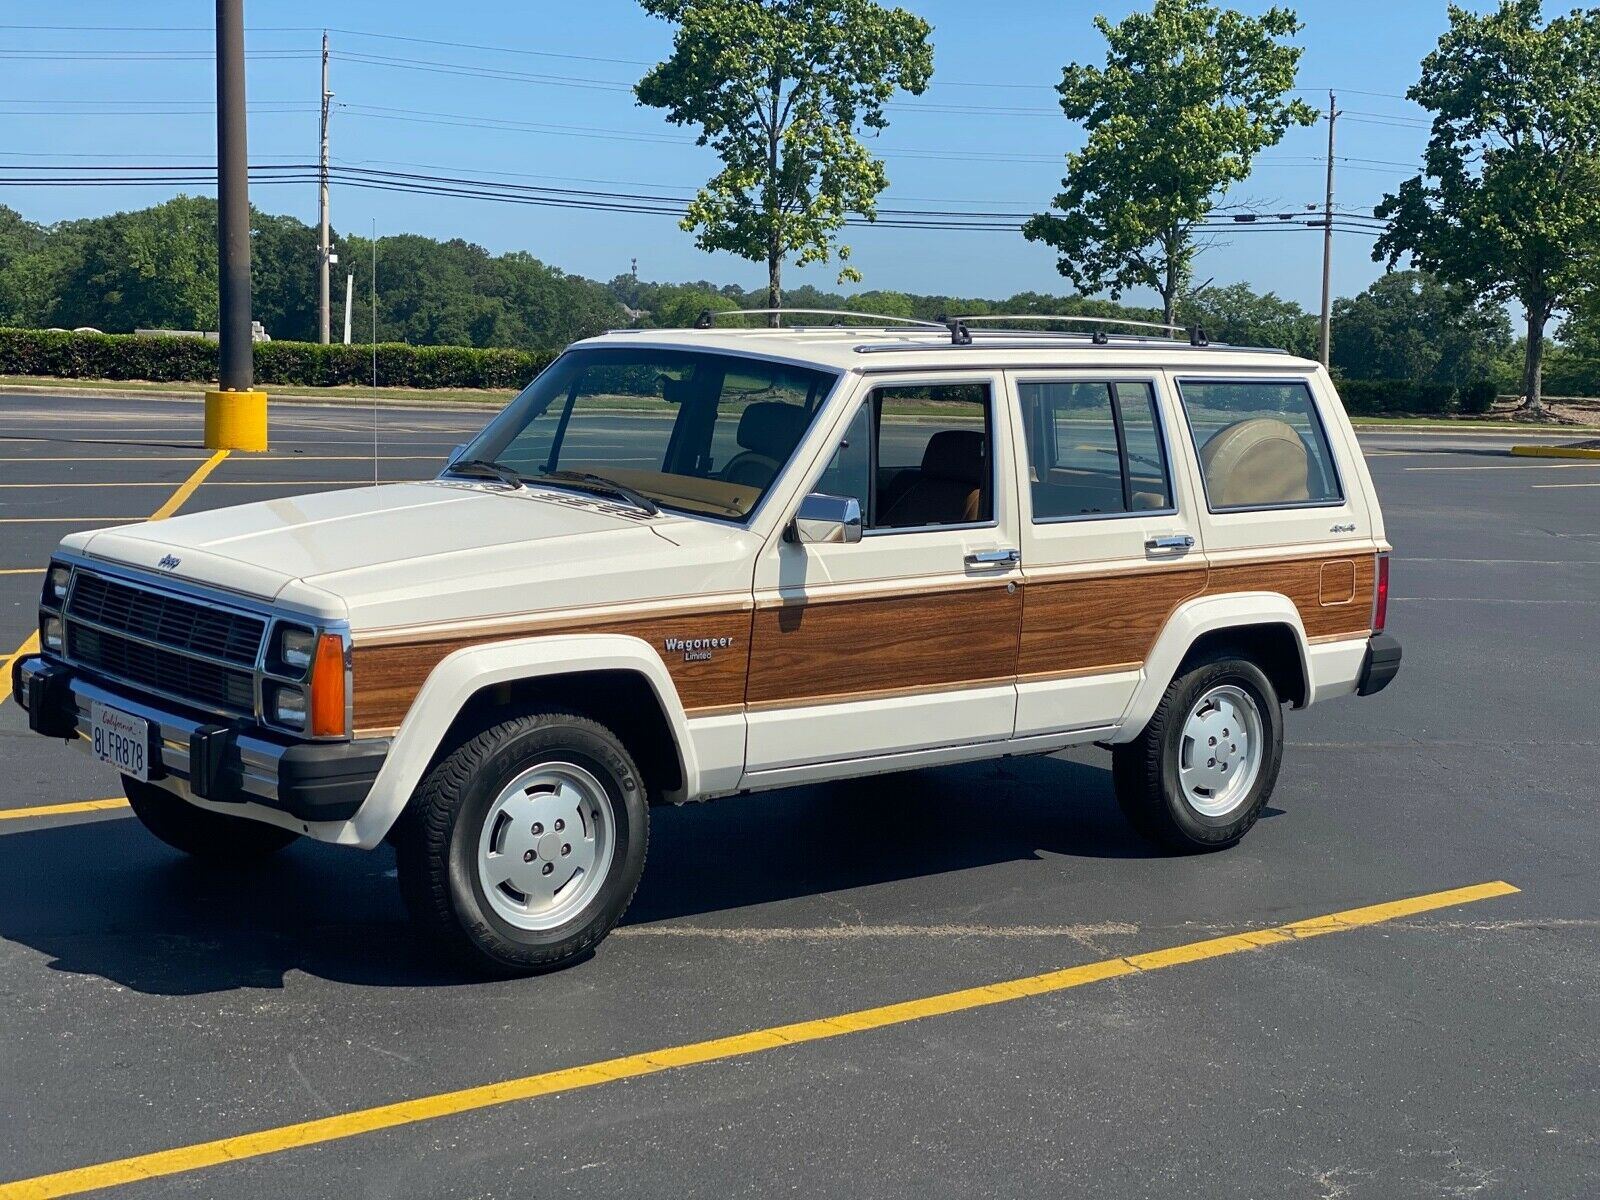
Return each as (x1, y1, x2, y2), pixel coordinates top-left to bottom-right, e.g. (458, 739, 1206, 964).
(1111, 592, 1310, 744)
(341, 633, 699, 848)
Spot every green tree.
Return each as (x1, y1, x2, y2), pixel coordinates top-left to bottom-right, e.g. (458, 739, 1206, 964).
(635, 0, 934, 318)
(0, 205, 48, 325)
(1375, 0, 1600, 414)
(1331, 270, 1513, 386)
(50, 196, 220, 331)
(1177, 282, 1317, 355)
(1024, 0, 1316, 326)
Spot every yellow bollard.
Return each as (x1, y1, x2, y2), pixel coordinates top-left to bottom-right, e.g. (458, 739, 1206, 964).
(203, 389, 269, 452)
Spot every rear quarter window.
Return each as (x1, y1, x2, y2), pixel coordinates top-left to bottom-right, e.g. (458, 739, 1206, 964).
(1177, 379, 1342, 511)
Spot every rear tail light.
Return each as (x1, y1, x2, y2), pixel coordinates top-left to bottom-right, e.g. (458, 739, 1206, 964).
(309, 632, 347, 737)
(1373, 553, 1390, 633)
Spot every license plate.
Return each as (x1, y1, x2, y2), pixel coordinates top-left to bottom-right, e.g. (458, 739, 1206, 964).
(90, 701, 150, 782)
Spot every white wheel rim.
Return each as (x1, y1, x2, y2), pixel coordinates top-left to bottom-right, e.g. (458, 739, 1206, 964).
(476, 761, 616, 932)
(1177, 684, 1265, 818)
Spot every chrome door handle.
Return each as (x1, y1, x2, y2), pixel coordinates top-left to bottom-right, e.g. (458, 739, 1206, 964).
(965, 548, 1020, 567)
(1145, 534, 1196, 554)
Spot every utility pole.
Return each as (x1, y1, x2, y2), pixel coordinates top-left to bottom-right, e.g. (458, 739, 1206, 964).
(318, 30, 332, 344)
(206, 0, 266, 449)
(216, 0, 253, 391)
(1319, 90, 1337, 369)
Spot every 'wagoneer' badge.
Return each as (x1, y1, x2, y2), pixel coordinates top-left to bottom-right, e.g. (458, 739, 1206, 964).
(664, 636, 733, 663)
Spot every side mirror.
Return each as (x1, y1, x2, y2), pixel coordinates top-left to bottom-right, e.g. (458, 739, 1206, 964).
(446, 443, 467, 466)
(787, 493, 862, 545)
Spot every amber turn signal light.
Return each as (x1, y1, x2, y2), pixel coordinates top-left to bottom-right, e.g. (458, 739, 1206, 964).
(310, 632, 347, 737)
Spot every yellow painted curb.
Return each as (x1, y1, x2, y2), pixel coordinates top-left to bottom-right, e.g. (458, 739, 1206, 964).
(1509, 444, 1600, 461)
(203, 390, 268, 452)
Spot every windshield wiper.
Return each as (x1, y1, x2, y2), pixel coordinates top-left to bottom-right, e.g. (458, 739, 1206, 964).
(538, 469, 660, 515)
(443, 458, 526, 489)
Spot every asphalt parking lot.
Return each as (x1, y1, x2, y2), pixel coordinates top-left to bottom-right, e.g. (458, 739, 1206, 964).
(0, 391, 1596, 1198)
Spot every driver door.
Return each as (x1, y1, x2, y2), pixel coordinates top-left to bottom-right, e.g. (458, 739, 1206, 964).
(742, 374, 1022, 781)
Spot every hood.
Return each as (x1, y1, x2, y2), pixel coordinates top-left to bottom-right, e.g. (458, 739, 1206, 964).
(73, 482, 758, 632)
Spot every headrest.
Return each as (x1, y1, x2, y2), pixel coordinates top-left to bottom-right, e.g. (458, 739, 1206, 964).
(920, 429, 986, 486)
(1199, 417, 1310, 507)
(736, 401, 809, 459)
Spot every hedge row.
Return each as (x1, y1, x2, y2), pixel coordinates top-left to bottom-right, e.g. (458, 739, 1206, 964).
(1336, 377, 1497, 416)
(0, 327, 558, 390)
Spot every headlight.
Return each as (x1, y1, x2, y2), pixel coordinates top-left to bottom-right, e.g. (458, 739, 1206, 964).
(41, 614, 63, 652)
(270, 684, 307, 729)
(276, 625, 316, 673)
(46, 565, 71, 604)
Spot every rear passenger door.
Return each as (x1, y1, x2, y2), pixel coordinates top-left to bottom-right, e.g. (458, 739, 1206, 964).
(1007, 372, 1207, 737)
(744, 374, 1022, 777)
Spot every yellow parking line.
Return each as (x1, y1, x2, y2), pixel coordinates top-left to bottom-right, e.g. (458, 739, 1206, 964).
(0, 452, 228, 703)
(0, 631, 39, 706)
(0, 880, 1518, 1200)
(0, 568, 42, 575)
(0, 455, 443, 463)
(148, 449, 228, 520)
(0, 481, 420, 488)
(0, 797, 128, 822)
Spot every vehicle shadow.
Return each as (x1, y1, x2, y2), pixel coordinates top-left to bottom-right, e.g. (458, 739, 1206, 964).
(626, 753, 1158, 925)
(0, 753, 1181, 996)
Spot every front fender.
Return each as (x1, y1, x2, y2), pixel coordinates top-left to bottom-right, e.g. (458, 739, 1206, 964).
(341, 633, 700, 848)
(1110, 592, 1310, 744)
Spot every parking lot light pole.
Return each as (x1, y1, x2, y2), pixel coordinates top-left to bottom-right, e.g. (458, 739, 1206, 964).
(205, 0, 269, 452)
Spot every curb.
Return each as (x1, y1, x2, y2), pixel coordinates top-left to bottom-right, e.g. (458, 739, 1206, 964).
(1509, 444, 1600, 460)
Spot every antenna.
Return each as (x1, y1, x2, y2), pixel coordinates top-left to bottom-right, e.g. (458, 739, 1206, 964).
(371, 219, 378, 488)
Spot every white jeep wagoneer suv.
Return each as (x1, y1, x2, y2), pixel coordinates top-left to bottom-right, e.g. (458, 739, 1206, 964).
(14, 312, 1400, 974)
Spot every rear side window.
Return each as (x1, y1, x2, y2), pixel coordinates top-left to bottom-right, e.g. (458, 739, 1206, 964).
(1016, 380, 1174, 519)
(1177, 379, 1342, 511)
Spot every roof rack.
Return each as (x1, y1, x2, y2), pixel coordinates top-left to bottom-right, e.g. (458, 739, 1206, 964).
(692, 307, 948, 331)
(943, 313, 1209, 347)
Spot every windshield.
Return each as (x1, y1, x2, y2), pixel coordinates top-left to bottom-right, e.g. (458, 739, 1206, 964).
(454, 347, 838, 520)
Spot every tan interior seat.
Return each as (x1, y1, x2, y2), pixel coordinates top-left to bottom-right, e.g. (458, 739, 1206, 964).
(721, 401, 808, 490)
(1199, 418, 1310, 508)
(879, 429, 987, 527)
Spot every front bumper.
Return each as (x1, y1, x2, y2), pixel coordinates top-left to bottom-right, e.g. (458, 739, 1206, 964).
(1357, 632, 1402, 696)
(11, 655, 388, 823)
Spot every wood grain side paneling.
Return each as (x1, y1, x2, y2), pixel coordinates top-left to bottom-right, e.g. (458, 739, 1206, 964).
(352, 607, 753, 733)
(1020, 567, 1208, 678)
(1208, 553, 1374, 640)
(746, 584, 1020, 708)
(1019, 552, 1374, 678)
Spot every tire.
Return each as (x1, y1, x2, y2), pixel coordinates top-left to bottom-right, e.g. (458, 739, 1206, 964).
(123, 776, 300, 861)
(392, 709, 649, 976)
(1112, 653, 1283, 852)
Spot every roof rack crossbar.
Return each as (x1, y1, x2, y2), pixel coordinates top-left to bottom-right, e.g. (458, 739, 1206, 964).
(948, 313, 1187, 339)
(692, 307, 948, 331)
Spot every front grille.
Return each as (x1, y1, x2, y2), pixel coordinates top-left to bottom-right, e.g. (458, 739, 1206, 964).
(68, 572, 264, 665)
(69, 625, 256, 712)
(63, 571, 266, 715)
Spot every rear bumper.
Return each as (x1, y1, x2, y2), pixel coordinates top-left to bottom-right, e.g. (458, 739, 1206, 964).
(1357, 632, 1402, 697)
(11, 655, 387, 822)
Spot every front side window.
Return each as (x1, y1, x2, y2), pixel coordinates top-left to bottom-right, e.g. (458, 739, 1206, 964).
(1016, 380, 1173, 519)
(1177, 379, 1342, 511)
(805, 383, 994, 531)
(458, 348, 836, 520)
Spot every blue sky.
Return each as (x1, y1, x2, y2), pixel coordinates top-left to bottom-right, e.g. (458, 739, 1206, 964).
(0, 2, 1530, 310)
